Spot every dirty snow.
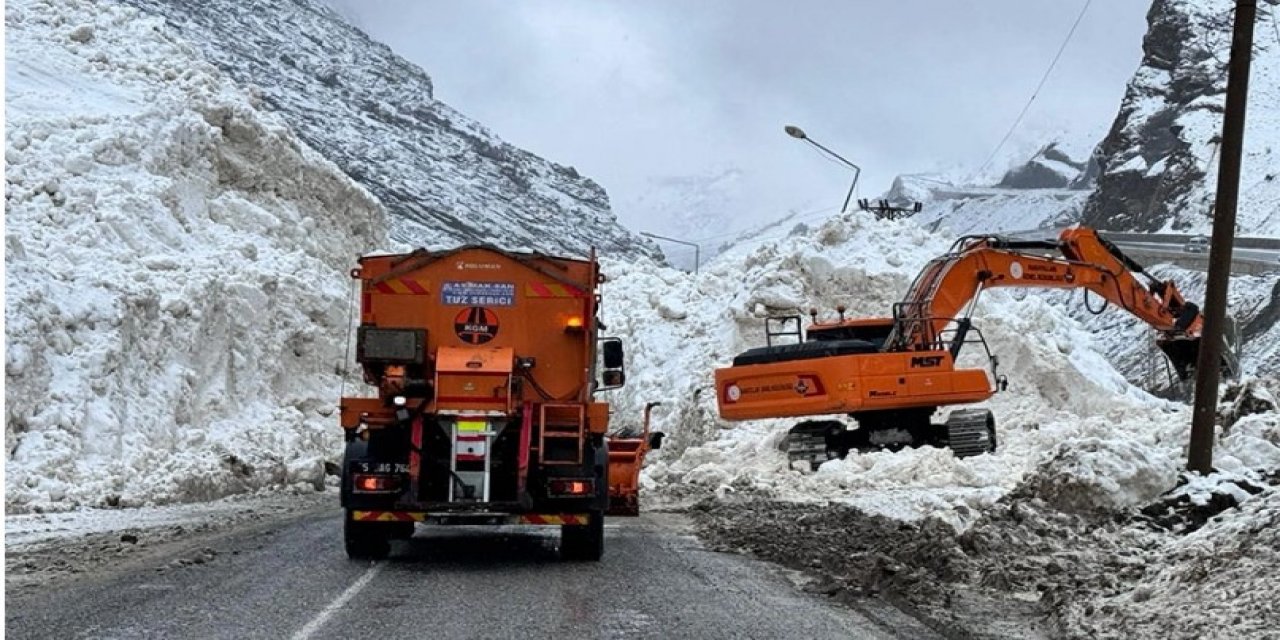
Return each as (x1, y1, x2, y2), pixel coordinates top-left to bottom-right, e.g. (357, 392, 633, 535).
(4, 0, 386, 512)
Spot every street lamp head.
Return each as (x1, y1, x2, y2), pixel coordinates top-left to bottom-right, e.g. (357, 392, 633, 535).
(784, 125, 807, 140)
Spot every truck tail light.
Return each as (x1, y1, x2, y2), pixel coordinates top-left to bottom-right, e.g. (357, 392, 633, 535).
(353, 474, 403, 494)
(548, 479, 594, 496)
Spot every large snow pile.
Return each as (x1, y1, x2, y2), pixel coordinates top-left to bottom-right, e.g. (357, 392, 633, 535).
(600, 211, 1280, 526)
(5, 0, 386, 512)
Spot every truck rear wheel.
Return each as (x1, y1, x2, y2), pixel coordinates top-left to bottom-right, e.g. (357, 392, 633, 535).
(344, 513, 391, 560)
(560, 510, 604, 561)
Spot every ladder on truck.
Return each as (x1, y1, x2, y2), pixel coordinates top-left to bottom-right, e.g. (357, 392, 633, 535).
(537, 403, 586, 465)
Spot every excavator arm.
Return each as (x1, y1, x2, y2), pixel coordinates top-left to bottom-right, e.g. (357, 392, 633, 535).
(886, 226, 1206, 378)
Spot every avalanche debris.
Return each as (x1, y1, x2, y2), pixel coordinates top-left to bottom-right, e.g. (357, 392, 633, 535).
(5, 0, 385, 512)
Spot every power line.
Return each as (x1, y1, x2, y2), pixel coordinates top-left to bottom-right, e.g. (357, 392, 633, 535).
(973, 0, 1094, 179)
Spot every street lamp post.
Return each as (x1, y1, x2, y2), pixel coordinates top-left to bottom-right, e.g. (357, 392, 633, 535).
(785, 125, 862, 213)
(641, 231, 700, 274)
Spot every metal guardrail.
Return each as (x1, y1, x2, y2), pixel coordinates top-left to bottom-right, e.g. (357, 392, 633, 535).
(1107, 245, 1277, 276)
(1100, 232, 1280, 251)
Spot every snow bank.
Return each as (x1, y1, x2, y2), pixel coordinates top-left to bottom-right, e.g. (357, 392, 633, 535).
(5, 0, 386, 512)
(603, 209, 1280, 524)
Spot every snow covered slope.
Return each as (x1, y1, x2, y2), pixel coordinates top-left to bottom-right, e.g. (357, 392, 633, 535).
(1084, 0, 1280, 235)
(5, 0, 385, 511)
(1031, 265, 1280, 390)
(614, 168, 746, 269)
(887, 139, 1096, 236)
(888, 174, 1086, 236)
(115, 0, 658, 260)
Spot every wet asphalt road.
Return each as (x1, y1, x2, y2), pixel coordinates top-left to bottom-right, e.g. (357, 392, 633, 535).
(5, 509, 944, 639)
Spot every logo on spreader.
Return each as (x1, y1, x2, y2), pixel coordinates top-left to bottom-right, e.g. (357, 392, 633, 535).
(454, 307, 500, 344)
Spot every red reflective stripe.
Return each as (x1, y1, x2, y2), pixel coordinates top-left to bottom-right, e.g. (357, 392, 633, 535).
(374, 282, 396, 294)
(402, 279, 429, 295)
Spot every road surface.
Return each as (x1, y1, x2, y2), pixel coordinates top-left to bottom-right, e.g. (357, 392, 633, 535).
(5, 505, 944, 639)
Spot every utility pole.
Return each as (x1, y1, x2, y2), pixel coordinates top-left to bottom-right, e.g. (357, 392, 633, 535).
(1188, 0, 1256, 474)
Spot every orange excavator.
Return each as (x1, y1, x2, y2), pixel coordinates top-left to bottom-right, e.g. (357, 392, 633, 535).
(715, 226, 1234, 466)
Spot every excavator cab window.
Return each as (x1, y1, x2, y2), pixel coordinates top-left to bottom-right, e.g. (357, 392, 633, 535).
(806, 324, 893, 350)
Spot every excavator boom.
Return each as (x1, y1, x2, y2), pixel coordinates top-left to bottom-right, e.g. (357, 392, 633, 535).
(888, 226, 1205, 377)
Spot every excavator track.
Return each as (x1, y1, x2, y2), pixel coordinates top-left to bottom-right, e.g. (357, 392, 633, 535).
(945, 409, 996, 458)
(782, 420, 845, 469)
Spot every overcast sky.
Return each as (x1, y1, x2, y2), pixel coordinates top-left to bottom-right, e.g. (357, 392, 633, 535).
(326, 1, 1151, 238)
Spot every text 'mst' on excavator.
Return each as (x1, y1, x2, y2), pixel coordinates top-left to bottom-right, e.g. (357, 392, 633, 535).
(714, 225, 1239, 467)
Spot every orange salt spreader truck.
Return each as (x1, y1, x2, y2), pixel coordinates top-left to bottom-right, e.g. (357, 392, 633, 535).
(338, 245, 661, 561)
(714, 226, 1237, 467)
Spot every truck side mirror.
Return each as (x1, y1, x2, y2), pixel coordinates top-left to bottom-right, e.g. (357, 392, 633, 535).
(598, 338, 626, 390)
(602, 339, 624, 369)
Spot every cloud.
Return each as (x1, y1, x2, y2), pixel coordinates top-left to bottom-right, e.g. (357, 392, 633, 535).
(325, 0, 1149, 237)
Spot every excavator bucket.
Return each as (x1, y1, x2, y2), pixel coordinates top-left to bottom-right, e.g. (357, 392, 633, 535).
(1157, 314, 1240, 382)
(605, 402, 663, 516)
(1157, 337, 1201, 381)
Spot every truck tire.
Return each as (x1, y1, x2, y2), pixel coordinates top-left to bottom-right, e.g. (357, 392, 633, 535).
(560, 510, 604, 561)
(344, 512, 391, 560)
(340, 439, 368, 507)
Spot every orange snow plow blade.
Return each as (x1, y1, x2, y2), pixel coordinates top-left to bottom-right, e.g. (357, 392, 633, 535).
(606, 402, 663, 516)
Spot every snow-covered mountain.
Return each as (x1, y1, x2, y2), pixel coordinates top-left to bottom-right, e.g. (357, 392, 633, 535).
(886, 178, 1086, 237)
(614, 168, 746, 269)
(1083, 0, 1280, 235)
(116, 0, 659, 259)
(996, 140, 1099, 190)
